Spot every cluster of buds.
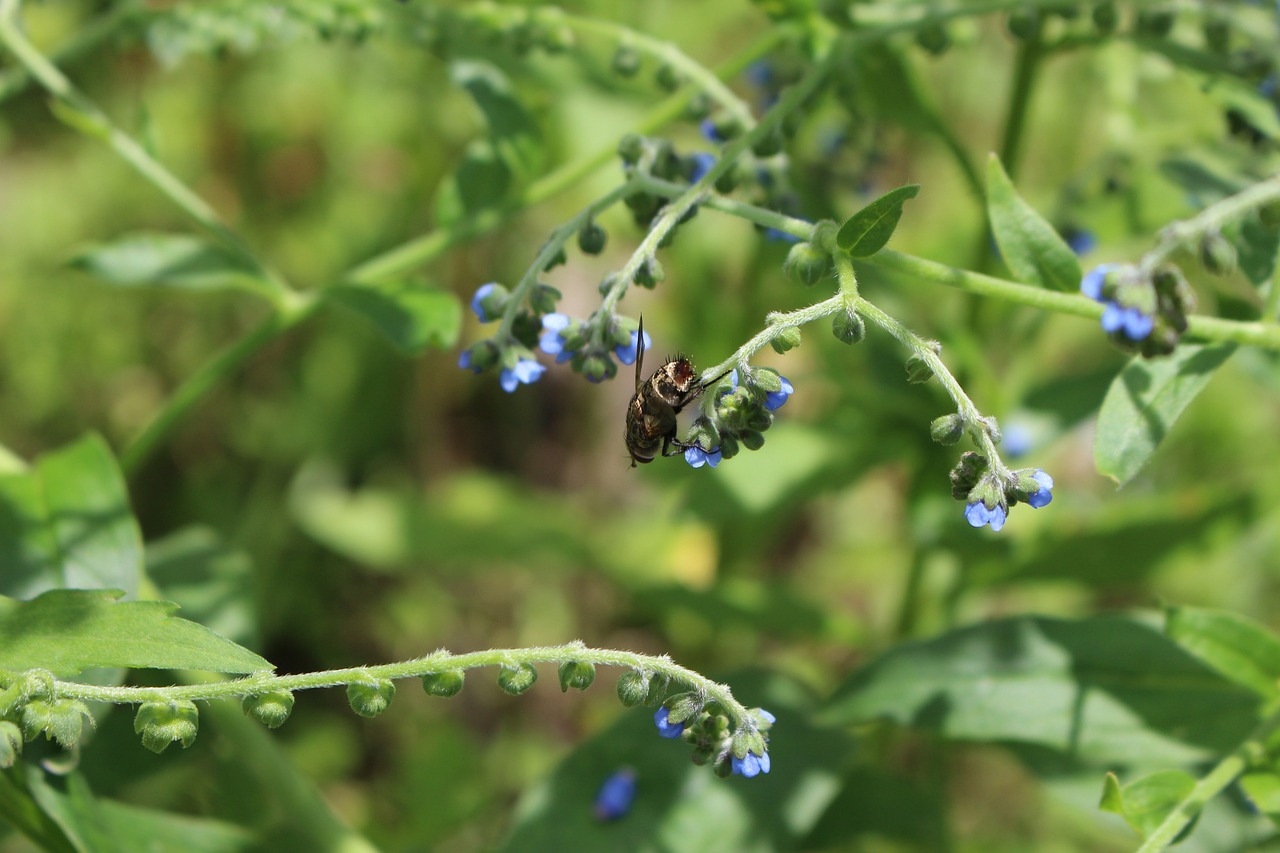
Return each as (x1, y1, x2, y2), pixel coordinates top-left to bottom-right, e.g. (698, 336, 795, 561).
(1081, 263, 1195, 357)
(949, 451, 1054, 531)
(683, 368, 794, 468)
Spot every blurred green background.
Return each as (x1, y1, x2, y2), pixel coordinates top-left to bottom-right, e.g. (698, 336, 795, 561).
(3, 1, 1280, 850)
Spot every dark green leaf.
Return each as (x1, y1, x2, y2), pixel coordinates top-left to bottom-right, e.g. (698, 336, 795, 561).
(1165, 606, 1280, 699)
(324, 281, 461, 354)
(1095, 343, 1237, 485)
(986, 155, 1082, 291)
(1234, 214, 1280, 286)
(146, 527, 260, 649)
(1099, 769, 1197, 840)
(800, 765, 947, 850)
(68, 233, 274, 296)
(836, 184, 920, 256)
(501, 671, 850, 853)
(0, 764, 80, 853)
(820, 615, 1259, 766)
(0, 589, 271, 676)
(1158, 158, 1243, 204)
(0, 435, 143, 601)
(434, 142, 514, 226)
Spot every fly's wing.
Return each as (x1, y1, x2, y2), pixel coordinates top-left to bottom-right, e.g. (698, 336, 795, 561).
(634, 315, 646, 391)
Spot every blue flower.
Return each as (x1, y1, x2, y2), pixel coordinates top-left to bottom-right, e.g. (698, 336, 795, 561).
(1002, 422, 1034, 458)
(615, 329, 652, 366)
(1026, 469, 1054, 509)
(470, 283, 501, 323)
(1065, 227, 1097, 256)
(764, 227, 802, 244)
(731, 751, 771, 778)
(458, 350, 481, 374)
(499, 358, 545, 393)
(1100, 302, 1154, 341)
(539, 313, 577, 363)
(756, 709, 776, 725)
(654, 707, 685, 739)
(689, 152, 716, 184)
(764, 376, 794, 411)
(684, 446, 722, 468)
(594, 768, 638, 821)
(964, 501, 1007, 532)
(1080, 264, 1118, 302)
(700, 118, 723, 143)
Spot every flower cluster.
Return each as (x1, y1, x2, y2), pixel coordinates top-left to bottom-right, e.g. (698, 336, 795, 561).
(682, 368, 794, 469)
(950, 451, 1054, 531)
(653, 702, 775, 779)
(1081, 263, 1195, 357)
(538, 312, 648, 383)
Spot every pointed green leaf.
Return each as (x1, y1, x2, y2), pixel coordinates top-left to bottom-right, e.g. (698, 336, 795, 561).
(1099, 770, 1197, 840)
(1095, 343, 1237, 485)
(1234, 214, 1280, 286)
(69, 233, 275, 296)
(820, 615, 1259, 766)
(986, 155, 1081, 291)
(0, 589, 271, 676)
(324, 281, 461, 355)
(1165, 606, 1280, 699)
(1241, 772, 1280, 822)
(836, 184, 920, 256)
(0, 435, 143, 600)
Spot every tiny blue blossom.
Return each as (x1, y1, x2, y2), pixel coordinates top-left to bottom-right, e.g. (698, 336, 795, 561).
(470, 283, 501, 323)
(1065, 228, 1097, 256)
(688, 152, 716, 184)
(539, 313, 576, 362)
(1100, 302, 1154, 341)
(1026, 469, 1054, 509)
(654, 707, 685, 739)
(964, 501, 1007, 532)
(684, 446, 722, 468)
(1080, 264, 1118, 302)
(764, 227, 803, 244)
(458, 350, 481, 374)
(615, 329, 652, 366)
(731, 751, 771, 778)
(700, 118, 723, 143)
(764, 376, 794, 411)
(594, 768, 638, 821)
(756, 709, 776, 725)
(499, 358, 546, 393)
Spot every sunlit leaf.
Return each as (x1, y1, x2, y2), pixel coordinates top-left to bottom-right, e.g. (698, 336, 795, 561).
(0, 589, 271, 676)
(836, 184, 920, 256)
(69, 233, 274, 296)
(1165, 606, 1280, 699)
(1099, 769, 1197, 841)
(324, 281, 461, 354)
(1095, 343, 1237, 485)
(986, 155, 1081, 291)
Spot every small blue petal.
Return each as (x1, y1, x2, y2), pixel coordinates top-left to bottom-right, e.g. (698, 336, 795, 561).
(988, 505, 1007, 532)
(1031, 469, 1054, 491)
(1100, 301, 1125, 332)
(684, 446, 722, 468)
(732, 753, 764, 778)
(764, 227, 802, 244)
(1066, 228, 1097, 256)
(542, 312, 571, 332)
(513, 359, 546, 384)
(757, 709, 776, 725)
(499, 368, 518, 393)
(1027, 469, 1054, 509)
(764, 376, 794, 411)
(1081, 264, 1118, 302)
(540, 332, 566, 355)
(594, 768, 638, 821)
(757, 751, 771, 774)
(964, 502, 990, 528)
(458, 350, 479, 373)
(700, 118, 723, 143)
(689, 152, 716, 184)
(471, 283, 500, 322)
(1121, 308, 1154, 341)
(654, 707, 685, 739)
(615, 330, 651, 366)
(555, 350, 574, 364)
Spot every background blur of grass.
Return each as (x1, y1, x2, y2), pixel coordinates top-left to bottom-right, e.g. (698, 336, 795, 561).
(2, 1, 1279, 850)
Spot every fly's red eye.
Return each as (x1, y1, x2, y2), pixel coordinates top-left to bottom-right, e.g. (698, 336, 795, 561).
(674, 361, 695, 382)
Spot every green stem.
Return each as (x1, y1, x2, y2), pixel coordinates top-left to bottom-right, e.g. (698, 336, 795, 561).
(700, 295, 843, 383)
(997, 27, 1042, 180)
(1133, 707, 1280, 853)
(47, 644, 753, 729)
(0, 0, 142, 102)
(1142, 174, 1280, 273)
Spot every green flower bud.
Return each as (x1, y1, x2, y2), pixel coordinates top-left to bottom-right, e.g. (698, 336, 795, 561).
(749, 707, 775, 732)
(243, 690, 294, 729)
(784, 242, 831, 286)
(543, 246, 567, 272)
(1202, 17, 1230, 54)
(905, 353, 935, 383)
(770, 326, 802, 354)
(1007, 8, 1041, 40)
(643, 671, 671, 706)
(582, 353, 617, 383)
(347, 678, 396, 718)
(0, 721, 23, 769)
(930, 413, 966, 445)
(714, 165, 740, 194)
(713, 757, 735, 778)
(741, 430, 766, 451)
(655, 63, 682, 92)
(833, 307, 866, 344)
(1091, 1, 1117, 33)
(1135, 9, 1174, 38)
(558, 660, 596, 692)
(663, 693, 703, 725)
(916, 20, 950, 55)
(617, 133, 645, 166)
(745, 410, 774, 432)
(1200, 232, 1237, 277)
(578, 219, 608, 255)
(705, 115, 742, 142)
(22, 697, 93, 749)
(685, 92, 712, 121)
(422, 670, 465, 698)
(719, 433, 741, 460)
(617, 670, 650, 707)
(752, 367, 784, 393)
(751, 127, 786, 157)
(134, 700, 198, 754)
(1259, 202, 1280, 229)
(612, 44, 641, 77)
(634, 257, 664, 288)
(950, 451, 987, 500)
(531, 283, 561, 315)
(498, 663, 539, 696)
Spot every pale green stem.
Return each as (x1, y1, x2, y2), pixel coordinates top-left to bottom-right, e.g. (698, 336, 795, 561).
(1133, 707, 1280, 853)
(1142, 174, 1280, 273)
(43, 644, 753, 730)
(699, 295, 843, 383)
(0, 0, 141, 102)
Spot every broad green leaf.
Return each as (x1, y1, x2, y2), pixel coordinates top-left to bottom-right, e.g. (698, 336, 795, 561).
(434, 142, 514, 226)
(821, 615, 1259, 766)
(1158, 158, 1242, 203)
(146, 527, 259, 649)
(1241, 772, 1280, 821)
(0, 434, 143, 601)
(986, 155, 1082, 291)
(800, 765, 947, 850)
(1099, 769, 1197, 841)
(69, 233, 275, 296)
(501, 671, 850, 853)
(0, 589, 271, 676)
(0, 764, 80, 853)
(1095, 343, 1237, 485)
(1165, 606, 1280, 699)
(836, 184, 920, 256)
(22, 765, 256, 853)
(324, 281, 461, 355)
(1234, 214, 1280, 286)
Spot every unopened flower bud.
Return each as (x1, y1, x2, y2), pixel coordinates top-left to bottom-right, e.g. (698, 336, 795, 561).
(784, 242, 831, 286)
(916, 20, 951, 55)
(243, 690, 294, 729)
(833, 307, 866, 344)
(741, 430, 766, 451)
(616, 670, 650, 707)
(498, 663, 539, 696)
(1200, 232, 1237, 277)
(930, 413, 966, 445)
(422, 670, 465, 698)
(634, 257, 664, 288)
(347, 678, 396, 718)
(558, 660, 596, 692)
(578, 219, 608, 255)
(531, 283, 561, 315)
(655, 63, 681, 92)
(611, 44, 641, 77)
(617, 133, 645, 166)
(0, 721, 20, 769)
(134, 700, 198, 754)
